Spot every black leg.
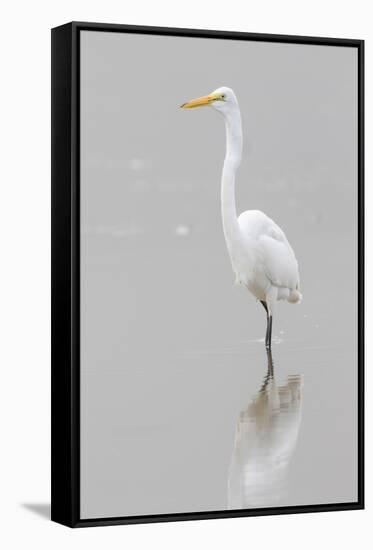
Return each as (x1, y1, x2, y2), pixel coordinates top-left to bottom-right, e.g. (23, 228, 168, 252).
(265, 315, 273, 350)
(260, 300, 268, 315)
(260, 301, 272, 350)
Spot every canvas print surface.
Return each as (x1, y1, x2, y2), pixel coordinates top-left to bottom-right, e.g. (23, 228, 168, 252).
(80, 31, 358, 519)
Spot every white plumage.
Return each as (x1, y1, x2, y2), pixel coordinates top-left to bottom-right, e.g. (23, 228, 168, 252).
(182, 86, 301, 348)
(236, 209, 301, 303)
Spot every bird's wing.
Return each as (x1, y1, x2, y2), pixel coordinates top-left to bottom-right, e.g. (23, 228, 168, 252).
(238, 210, 300, 290)
(259, 232, 300, 290)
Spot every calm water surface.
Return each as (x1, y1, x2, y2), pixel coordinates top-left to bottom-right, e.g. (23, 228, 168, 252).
(80, 225, 358, 518)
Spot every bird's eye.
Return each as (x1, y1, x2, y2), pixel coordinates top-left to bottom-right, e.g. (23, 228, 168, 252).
(221, 94, 226, 100)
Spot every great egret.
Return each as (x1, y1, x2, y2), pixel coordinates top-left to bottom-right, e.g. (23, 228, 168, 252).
(181, 87, 302, 349)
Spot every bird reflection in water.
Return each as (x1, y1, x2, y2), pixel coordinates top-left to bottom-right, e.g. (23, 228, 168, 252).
(228, 350, 303, 509)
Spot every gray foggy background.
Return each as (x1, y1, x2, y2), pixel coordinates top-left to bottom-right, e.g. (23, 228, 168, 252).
(80, 31, 358, 519)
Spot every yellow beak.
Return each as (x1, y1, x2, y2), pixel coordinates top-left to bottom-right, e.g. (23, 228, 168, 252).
(180, 94, 216, 109)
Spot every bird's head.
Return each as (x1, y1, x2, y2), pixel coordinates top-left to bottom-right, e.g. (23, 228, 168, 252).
(180, 86, 238, 116)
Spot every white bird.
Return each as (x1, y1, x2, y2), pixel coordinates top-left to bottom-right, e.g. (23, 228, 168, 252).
(181, 87, 302, 349)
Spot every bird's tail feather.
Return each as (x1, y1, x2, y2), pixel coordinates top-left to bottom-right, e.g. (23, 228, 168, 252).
(288, 289, 302, 304)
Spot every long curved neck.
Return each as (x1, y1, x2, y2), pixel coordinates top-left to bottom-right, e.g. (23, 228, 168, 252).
(221, 107, 243, 251)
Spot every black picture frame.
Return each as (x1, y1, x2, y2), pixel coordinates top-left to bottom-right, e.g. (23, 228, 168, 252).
(51, 21, 365, 528)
